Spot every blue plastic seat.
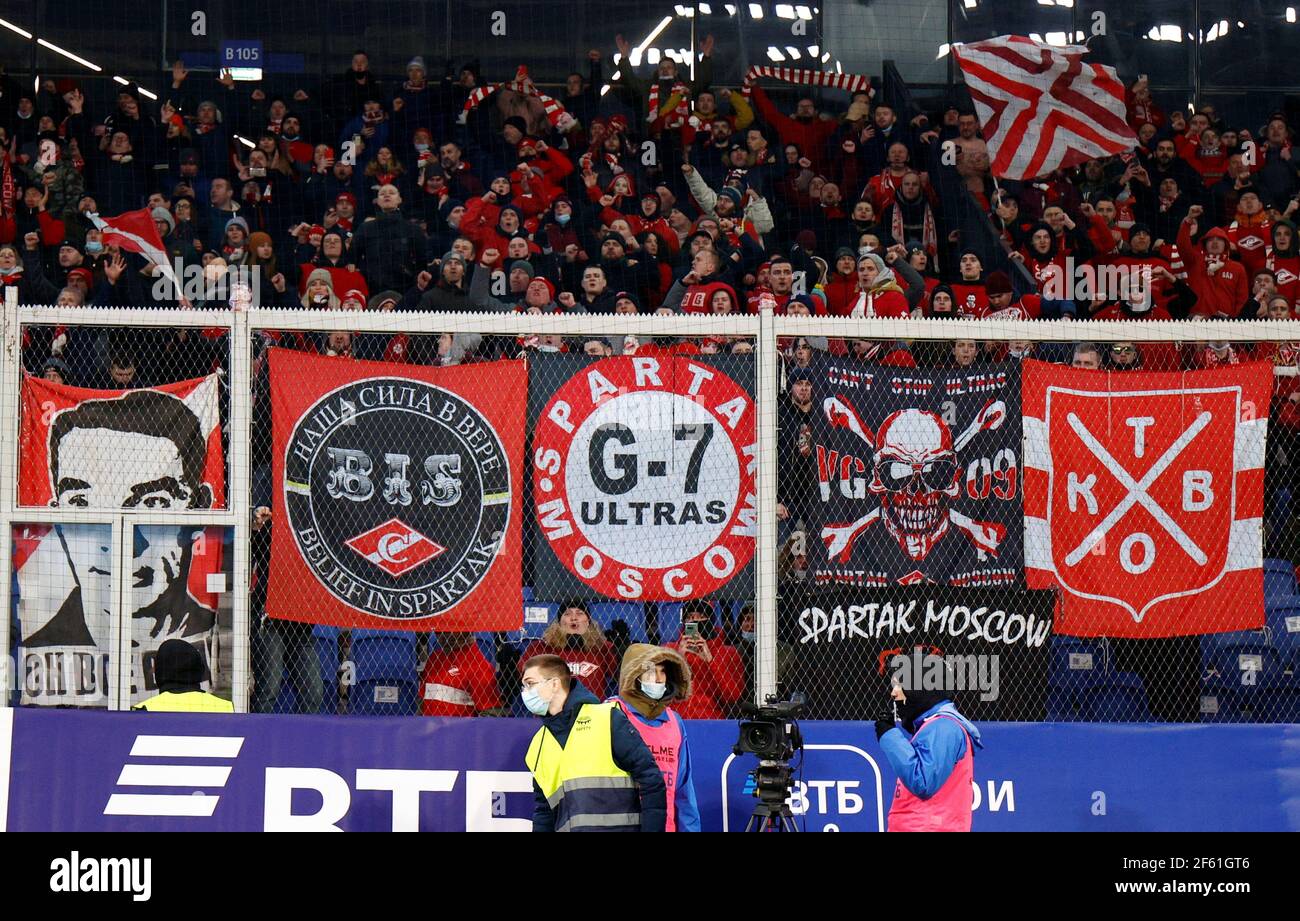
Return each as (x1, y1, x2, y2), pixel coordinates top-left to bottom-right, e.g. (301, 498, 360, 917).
(1045, 636, 1106, 721)
(589, 602, 650, 643)
(520, 601, 558, 642)
(351, 678, 419, 716)
(351, 629, 418, 681)
(1201, 672, 1299, 723)
(1263, 558, 1298, 599)
(1081, 671, 1151, 721)
(1264, 601, 1300, 670)
(315, 626, 341, 714)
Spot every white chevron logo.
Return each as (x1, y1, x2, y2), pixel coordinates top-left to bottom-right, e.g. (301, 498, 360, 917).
(104, 735, 244, 818)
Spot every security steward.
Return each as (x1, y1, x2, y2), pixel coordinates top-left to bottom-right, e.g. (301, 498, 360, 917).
(522, 653, 667, 832)
(133, 639, 234, 712)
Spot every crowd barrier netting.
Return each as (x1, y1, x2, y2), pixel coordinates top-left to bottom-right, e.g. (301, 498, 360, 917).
(4, 298, 1299, 725)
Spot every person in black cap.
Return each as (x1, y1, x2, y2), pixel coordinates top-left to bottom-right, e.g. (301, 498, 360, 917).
(134, 639, 233, 712)
(778, 365, 818, 534)
(875, 670, 982, 832)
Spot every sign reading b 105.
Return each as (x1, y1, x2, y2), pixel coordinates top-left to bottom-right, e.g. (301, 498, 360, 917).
(220, 41, 263, 66)
(533, 356, 757, 600)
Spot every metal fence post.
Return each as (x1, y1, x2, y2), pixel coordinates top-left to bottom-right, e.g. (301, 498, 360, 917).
(754, 303, 780, 704)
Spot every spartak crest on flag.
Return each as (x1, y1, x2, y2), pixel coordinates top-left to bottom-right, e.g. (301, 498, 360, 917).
(952, 34, 1136, 181)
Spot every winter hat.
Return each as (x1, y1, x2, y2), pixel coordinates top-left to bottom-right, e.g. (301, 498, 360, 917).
(1128, 222, 1153, 242)
(716, 186, 744, 210)
(857, 250, 898, 289)
(66, 267, 95, 288)
(336, 192, 357, 208)
(41, 356, 71, 380)
(795, 229, 818, 252)
(613, 290, 641, 311)
(368, 290, 402, 310)
(407, 56, 426, 73)
(224, 215, 249, 236)
(833, 246, 856, 263)
(790, 293, 818, 313)
(248, 231, 272, 255)
(438, 197, 465, 222)
(510, 259, 535, 280)
(340, 287, 367, 308)
(928, 283, 958, 314)
(530, 276, 557, 301)
(984, 271, 1013, 296)
(301, 268, 340, 308)
(441, 250, 467, 267)
(153, 640, 206, 694)
(504, 115, 528, 136)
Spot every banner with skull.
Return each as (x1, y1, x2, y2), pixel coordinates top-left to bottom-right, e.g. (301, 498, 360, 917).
(808, 361, 1023, 586)
(266, 349, 526, 632)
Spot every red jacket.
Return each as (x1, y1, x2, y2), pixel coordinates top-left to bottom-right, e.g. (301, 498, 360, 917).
(666, 640, 745, 719)
(419, 643, 500, 716)
(520, 639, 619, 699)
(749, 85, 840, 172)
(1226, 214, 1271, 277)
(1178, 223, 1249, 317)
(1267, 247, 1300, 313)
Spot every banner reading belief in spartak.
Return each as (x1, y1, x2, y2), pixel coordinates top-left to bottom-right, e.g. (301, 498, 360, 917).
(267, 349, 526, 632)
(528, 354, 757, 601)
(17, 373, 226, 707)
(808, 361, 1024, 587)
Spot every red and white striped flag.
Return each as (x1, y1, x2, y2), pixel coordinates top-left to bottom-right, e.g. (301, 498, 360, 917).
(953, 35, 1136, 181)
(90, 208, 180, 293)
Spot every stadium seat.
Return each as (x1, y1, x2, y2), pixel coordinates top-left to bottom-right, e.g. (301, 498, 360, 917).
(1200, 630, 1282, 681)
(520, 601, 558, 642)
(315, 624, 341, 715)
(1264, 601, 1300, 670)
(1045, 636, 1106, 721)
(351, 629, 418, 680)
(1201, 671, 1300, 723)
(1263, 558, 1298, 600)
(351, 678, 419, 716)
(588, 602, 650, 643)
(1081, 671, 1151, 722)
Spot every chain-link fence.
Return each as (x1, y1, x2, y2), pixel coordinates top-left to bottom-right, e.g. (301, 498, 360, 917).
(5, 297, 1298, 724)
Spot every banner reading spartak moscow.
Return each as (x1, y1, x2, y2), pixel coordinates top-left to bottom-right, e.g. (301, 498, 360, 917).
(1022, 360, 1270, 638)
(267, 349, 525, 631)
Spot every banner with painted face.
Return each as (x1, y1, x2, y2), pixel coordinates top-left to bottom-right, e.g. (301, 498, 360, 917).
(1022, 360, 1270, 638)
(528, 354, 757, 601)
(781, 586, 1055, 721)
(807, 361, 1023, 587)
(16, 373, 227, 707)
(266, 349, 525, 632)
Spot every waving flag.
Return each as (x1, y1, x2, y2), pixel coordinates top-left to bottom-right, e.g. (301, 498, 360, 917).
(953, 35, 1136, 181)
(89, 208, 180, 291)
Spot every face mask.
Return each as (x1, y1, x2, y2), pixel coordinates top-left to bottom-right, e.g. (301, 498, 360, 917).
(556, 212, 570, 225)
(85, 241, 103, 254)
(741, 631, 755, 643)
(522, 687, 550, 715)
(414, 143, 429, 153)
(640, 680, 667, 700)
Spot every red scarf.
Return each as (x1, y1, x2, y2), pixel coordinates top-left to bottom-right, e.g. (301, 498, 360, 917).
(0, 149, 16, 221)
(890, 195, 938, 256)
(648, 81, 691, 129)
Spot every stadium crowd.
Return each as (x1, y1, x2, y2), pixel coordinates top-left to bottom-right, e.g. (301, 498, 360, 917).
(4, 39, 1300, 720)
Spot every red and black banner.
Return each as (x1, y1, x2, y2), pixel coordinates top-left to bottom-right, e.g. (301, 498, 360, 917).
(267, 349, 525, 631)
(1023, 360, 1271, 638)
(527, 354, 758, 601)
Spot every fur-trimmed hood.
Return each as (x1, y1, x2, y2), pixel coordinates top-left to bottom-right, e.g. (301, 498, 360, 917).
(617, 643, 692, 719)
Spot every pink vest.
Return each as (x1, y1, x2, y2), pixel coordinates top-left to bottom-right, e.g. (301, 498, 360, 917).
(887, 713, 974, 832)
(614, 699, 683, 832)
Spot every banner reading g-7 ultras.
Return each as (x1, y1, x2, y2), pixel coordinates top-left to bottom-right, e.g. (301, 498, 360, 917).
(528, 354, 757, 601)
(267, 349, 525, 631)
(809, 362, 1023, 587)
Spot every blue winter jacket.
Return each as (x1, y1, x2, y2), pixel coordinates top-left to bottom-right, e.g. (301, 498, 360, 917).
(879, 702, 983, 799)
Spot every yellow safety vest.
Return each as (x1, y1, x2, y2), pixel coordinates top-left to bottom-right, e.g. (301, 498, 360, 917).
(134, 691, 235, 713)
(525, 701, 640, 832)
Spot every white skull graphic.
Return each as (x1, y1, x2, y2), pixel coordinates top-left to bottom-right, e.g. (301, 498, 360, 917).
(869, 408, 960, 560)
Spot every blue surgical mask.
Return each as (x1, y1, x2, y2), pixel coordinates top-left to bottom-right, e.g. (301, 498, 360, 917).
(414, 143, 429, 153)
(640, 680, 667, 700)
(85, 241, 103, 254)
(556, 212, 571, 225)
(522, 686, 549, 715)
(741, 631, 755, 643)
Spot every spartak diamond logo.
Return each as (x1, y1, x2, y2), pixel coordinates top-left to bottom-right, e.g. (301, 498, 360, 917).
(346, 518, 446, 577)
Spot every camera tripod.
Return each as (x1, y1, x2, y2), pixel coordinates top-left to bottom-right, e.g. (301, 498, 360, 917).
(744, 800, 800, 832)
(743, 760, 800, 832)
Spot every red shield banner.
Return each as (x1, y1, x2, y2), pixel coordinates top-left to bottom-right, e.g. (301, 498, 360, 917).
(267, 349, 525, 631)
(1023, 360, 1270, 637)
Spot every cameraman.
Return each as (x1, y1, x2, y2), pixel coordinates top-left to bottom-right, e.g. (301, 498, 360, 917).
(874, 682, 983, 832)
